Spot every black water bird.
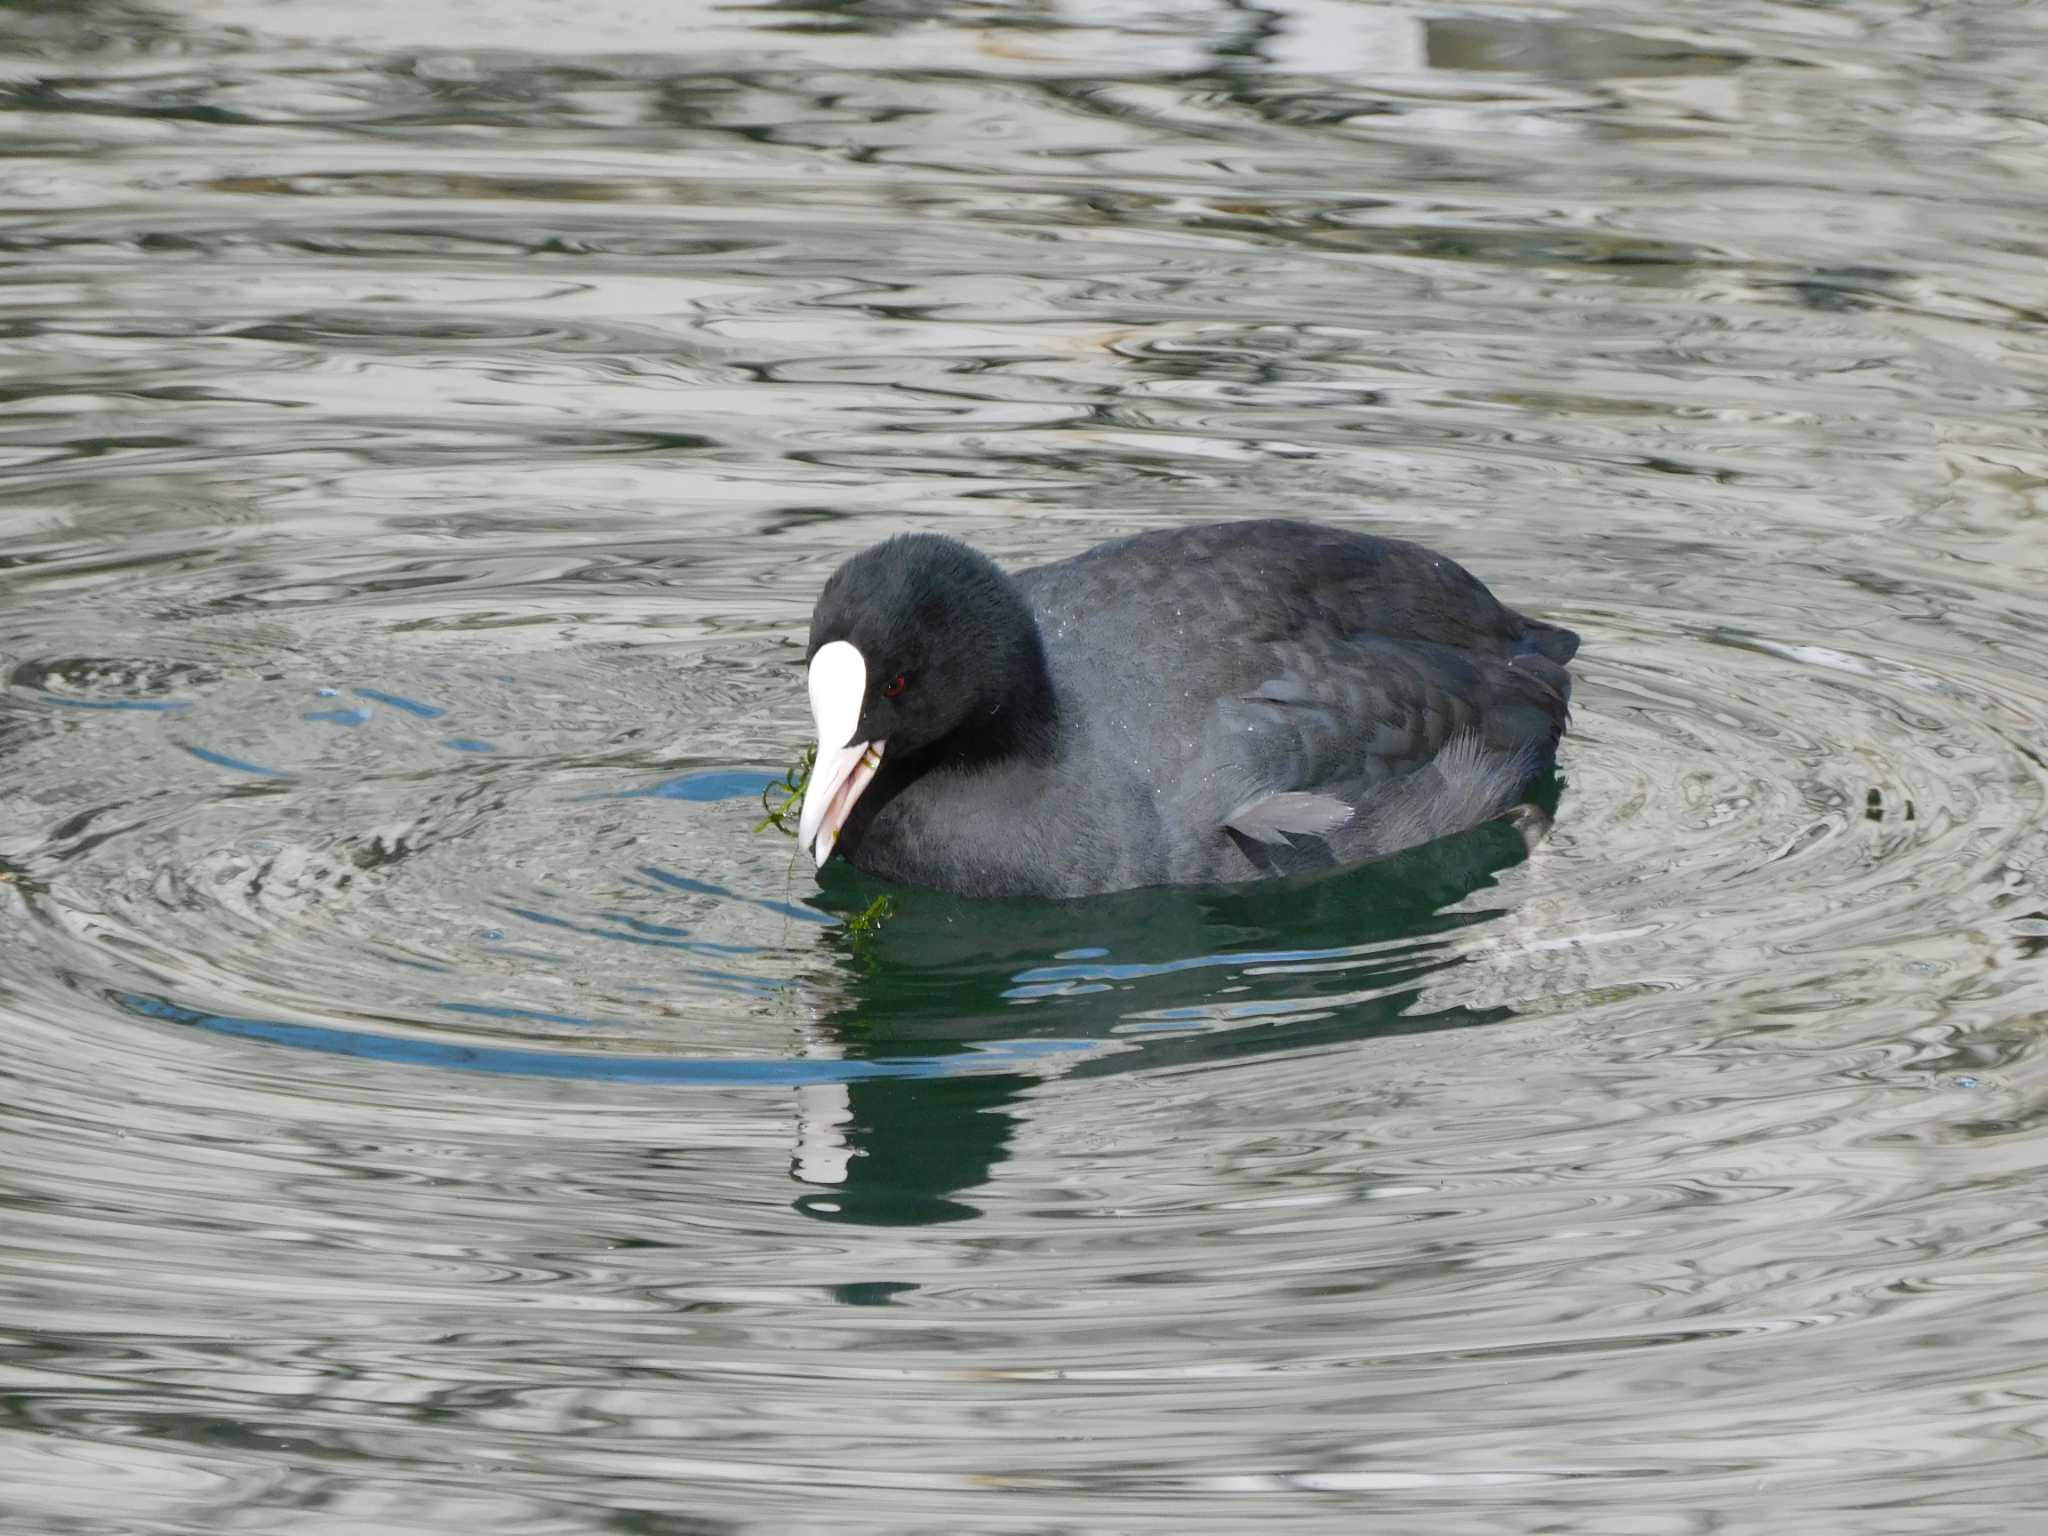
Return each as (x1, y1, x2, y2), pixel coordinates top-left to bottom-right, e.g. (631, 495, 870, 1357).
(797, 519, 1576, 898)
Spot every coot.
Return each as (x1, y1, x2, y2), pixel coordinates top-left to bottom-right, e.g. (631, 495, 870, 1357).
(796, 519, 1576, 898)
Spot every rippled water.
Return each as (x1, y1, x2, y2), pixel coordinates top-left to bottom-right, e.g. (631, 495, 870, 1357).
(5, 0, 2048, 1530)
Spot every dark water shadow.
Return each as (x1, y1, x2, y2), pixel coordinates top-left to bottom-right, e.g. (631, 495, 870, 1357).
(792, 783, 1559, 1225)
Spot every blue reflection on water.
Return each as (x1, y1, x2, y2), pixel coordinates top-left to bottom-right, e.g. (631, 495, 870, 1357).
(38, 695, 187, 712)
(612, 769, 779, 801)
(354, 688, 444, 718)
(180, 743, 295, 778)
(117, 993, 1085, 1084)
(439, 1002, 595, 1027)
(1012, 940, 1417, 987)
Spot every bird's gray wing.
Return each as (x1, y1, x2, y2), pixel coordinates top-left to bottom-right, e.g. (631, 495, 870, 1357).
(1198, 634, 1569, 855)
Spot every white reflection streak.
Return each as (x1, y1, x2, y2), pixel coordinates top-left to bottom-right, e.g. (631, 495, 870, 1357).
(793, 1035, 853, 1186)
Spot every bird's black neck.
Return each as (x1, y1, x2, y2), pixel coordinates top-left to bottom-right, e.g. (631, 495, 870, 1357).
(956, 637, 1057, 767)
(933, 574, 1058, 769)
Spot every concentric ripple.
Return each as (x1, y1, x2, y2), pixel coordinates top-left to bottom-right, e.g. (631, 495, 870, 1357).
(6, 1, 2048, 1533)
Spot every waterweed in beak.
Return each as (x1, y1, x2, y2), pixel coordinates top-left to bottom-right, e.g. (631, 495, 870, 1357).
(754, 744, 816, 837)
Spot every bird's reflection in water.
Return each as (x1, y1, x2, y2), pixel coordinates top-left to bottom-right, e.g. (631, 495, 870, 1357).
(790, 785, 1561, 1225)
(793, 1073, 1025, 1225)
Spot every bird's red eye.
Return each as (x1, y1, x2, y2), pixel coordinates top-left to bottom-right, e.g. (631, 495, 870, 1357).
(882, 673, 909, 699)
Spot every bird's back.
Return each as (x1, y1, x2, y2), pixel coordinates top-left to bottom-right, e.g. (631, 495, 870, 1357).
(1015, 520, 1577, 886)
(1021, 519, 1574, 665)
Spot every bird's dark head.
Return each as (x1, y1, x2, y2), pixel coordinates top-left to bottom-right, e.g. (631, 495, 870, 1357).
(797, 532, 1047, 867)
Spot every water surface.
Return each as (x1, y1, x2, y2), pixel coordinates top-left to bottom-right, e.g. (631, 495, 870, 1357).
(4, 0, 2048, 1531)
